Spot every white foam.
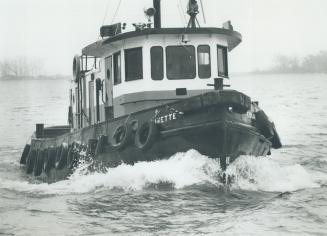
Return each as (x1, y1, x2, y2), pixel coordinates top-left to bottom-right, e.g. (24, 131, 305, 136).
(226, 155, 320, 192)
(0, 150, 322, 195)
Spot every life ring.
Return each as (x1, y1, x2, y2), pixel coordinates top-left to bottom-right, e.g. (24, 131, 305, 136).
(111, 123, 132, 150)
(26, 150, 37, 174)
(134, 122, 159, 151)
(34, 150, 45, 176)
(20, 144, 30, 165)
(73, 55, 81, 82)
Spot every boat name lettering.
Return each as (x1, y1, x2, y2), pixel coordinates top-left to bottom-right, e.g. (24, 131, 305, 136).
(153, 107, 184, 124)
(155, 113, 178, 124)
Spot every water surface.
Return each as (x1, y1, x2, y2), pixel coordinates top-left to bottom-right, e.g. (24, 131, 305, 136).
(0, 74, 326, 235)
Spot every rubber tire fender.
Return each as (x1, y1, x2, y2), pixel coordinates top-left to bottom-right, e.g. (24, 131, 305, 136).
(44, 147, 56, 173)
(111, 123, 133, 150)
(26, 150, 37, 174)
(34, 150, 45, 176)
(254, 110, 274, 139)
(56, 146, 68, 170)
(20, 144, 31, 165)
(134, 122, 159, 151)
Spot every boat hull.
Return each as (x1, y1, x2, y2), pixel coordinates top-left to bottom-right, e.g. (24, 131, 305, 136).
(20, 90, 278, 181)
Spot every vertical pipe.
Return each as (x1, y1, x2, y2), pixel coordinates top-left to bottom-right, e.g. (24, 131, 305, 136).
(153, 0, 161, 29)
(96, 79, 101, 122)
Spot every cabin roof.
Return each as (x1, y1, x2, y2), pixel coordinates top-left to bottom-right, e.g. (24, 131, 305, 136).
(82, 27, 242, 57)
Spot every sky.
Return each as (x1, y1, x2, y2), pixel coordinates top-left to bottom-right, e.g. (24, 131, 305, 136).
(1, 0, 327, 75)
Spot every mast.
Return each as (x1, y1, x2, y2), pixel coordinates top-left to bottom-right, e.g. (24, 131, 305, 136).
(153, 0, 161, 29)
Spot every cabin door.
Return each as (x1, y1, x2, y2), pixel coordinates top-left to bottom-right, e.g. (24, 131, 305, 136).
(104, 56, 114, 120)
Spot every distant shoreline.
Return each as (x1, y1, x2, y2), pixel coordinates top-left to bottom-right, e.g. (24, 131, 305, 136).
(0, 75, 71, 81)
(232, 71, 327, 76)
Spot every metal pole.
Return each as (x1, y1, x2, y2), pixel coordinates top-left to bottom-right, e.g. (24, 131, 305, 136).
(153, 0, 161, 28)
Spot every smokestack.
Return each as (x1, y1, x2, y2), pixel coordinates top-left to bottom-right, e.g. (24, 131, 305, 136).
(153, 0, 161, 28)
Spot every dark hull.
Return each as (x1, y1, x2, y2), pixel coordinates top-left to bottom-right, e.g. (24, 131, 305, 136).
(20, 90, 280, 181)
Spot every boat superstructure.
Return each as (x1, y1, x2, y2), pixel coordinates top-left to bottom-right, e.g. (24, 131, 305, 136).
(20, 0, 281, 181)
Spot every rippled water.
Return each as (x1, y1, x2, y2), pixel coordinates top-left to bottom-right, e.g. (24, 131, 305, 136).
(0, 74, 327, 235)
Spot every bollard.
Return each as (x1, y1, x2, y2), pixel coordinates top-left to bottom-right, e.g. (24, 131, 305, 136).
(35, 124, 44, 138)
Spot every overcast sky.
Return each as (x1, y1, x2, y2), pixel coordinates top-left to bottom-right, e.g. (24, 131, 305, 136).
(1, 0, 327, 75)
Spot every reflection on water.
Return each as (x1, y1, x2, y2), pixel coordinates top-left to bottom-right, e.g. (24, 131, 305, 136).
(0, 74, 327, 235)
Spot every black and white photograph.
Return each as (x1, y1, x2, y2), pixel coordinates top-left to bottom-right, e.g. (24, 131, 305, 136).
(0, 0, 326, 235)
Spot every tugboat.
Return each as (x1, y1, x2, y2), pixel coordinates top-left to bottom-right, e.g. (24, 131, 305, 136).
(20, 0, 281, 181)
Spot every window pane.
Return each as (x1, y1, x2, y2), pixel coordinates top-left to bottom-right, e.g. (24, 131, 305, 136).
(197, 45, 211, 78)
(113, 52, 121, 85)
(166, 46, 196, 80)
(217, 46, 228, 77)
(125, 47, 143, 81)
(151, 46, 164, 80)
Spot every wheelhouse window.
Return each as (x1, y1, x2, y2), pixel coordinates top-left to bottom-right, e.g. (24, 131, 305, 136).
(113, 51, 121, 85)
(151, 46, 164, 80)
(217, 46, 228, 77)
(125, 47, 143, 81)
(166, 45, 196, 80)
(197, 45, 211, 78)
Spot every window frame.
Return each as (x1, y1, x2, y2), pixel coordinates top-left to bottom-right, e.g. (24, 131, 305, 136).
(166, 45, 196, 80)
(217, 45, 229, 78)
(124, 47, 143, 82)
(113, 51, 121, 85)
(150, 46, 164, 81)
(197, 45, 211, 79)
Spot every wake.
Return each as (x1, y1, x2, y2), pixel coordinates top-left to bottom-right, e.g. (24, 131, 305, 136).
(0, 149, 322, 195)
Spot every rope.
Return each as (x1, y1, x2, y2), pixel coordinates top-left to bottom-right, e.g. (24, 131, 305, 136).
(111, 0, 123, 24)
(199, 0, 206, 24)
(101, 0, 112, 26)
(178, 0, 187, 25)
(98, 0, 111, 40)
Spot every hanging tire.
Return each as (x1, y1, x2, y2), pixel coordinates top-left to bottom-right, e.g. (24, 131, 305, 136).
(26, 150, 37, 174)
(271, 124, 282, 149)
(20, 144, 30, 165)
(134, 122, 159, 151)
(44, 147, 56, 173)
(254, 110, 274, 139)
(43, 148, 49, 172)
(34, 150, 45, 176)
(112, 123, 132, 150)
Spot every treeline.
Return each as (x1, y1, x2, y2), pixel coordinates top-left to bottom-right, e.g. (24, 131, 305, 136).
(270, 51, 327, 73)
(0, 57, 43, 79)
